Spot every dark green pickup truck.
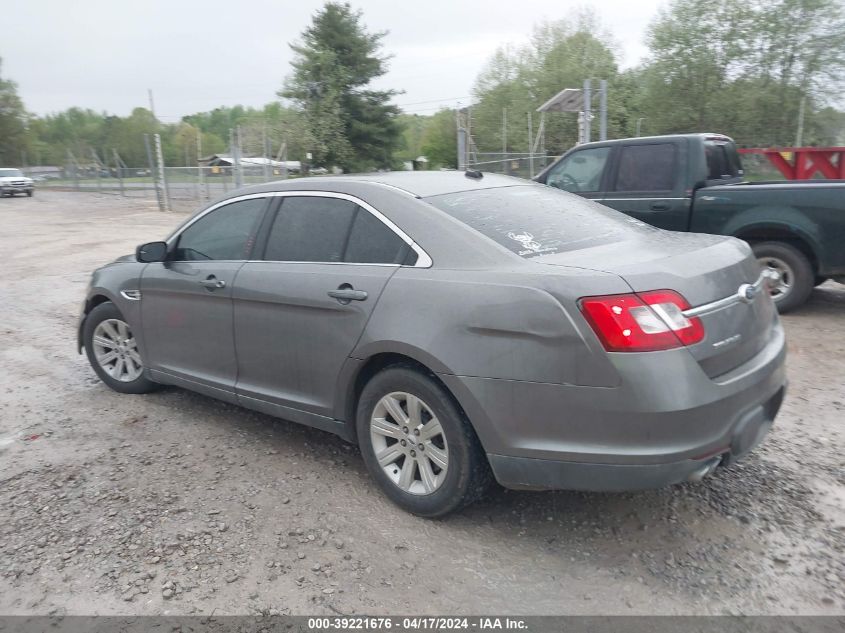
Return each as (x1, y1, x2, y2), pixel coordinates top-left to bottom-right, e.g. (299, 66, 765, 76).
(534, 133, 845, 312)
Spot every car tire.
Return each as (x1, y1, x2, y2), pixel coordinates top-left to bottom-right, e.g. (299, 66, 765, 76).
(83, 301, 158, 394)
(752, 241, 814, 313)
(26, 190, 33, 197)
(356, 366, 492, 518)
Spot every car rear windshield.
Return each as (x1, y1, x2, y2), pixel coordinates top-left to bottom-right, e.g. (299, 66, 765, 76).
(425, 185, 653, 258)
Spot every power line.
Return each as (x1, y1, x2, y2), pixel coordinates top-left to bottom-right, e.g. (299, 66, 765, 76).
(393, 96, 471, 107)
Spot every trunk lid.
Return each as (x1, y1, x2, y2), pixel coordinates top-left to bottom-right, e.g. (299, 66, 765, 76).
(535, 232, 778, 377)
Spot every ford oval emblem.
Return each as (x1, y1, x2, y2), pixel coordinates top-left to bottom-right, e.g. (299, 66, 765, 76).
(737, 283, 758, 303)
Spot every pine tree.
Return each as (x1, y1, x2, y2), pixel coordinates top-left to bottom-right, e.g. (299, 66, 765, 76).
(281, 2, 401, 172)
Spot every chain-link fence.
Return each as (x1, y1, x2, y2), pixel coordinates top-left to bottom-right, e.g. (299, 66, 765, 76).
(30, 165, 301, 208)
(468, 153, 557, 179)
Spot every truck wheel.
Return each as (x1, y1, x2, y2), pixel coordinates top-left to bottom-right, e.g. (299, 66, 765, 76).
(752, 241, 814, 313)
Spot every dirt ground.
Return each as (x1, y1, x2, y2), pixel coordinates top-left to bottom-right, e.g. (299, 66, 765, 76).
(0, 191, 842, 616)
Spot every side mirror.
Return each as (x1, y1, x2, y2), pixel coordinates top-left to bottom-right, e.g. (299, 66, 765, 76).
(136, 241, 168, 263)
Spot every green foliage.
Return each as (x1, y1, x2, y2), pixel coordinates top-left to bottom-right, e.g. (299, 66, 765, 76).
(280, 2, 402, 171)
(470, 11, 621, 155)
(420, 109, 458, 169)
(0, 59, 29, 165)
(636, 0, 845, 145)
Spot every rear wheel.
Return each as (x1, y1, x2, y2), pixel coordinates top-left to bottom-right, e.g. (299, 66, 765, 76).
(356, 366, 491, 517)
(83, 302, 158, 394)
(752, 241, 814, 313)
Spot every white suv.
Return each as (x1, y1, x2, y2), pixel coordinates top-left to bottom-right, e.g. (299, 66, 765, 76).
(0, 168, 35, 197)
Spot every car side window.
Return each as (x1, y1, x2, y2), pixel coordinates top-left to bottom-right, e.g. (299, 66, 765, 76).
(264, 196, 358, 263)
(614, 143, 677, 192)
(345, 207, 414, 265)
(173, 198, 267, 261)
(263, 196, 416, 265)
(546, 147, 611, 193)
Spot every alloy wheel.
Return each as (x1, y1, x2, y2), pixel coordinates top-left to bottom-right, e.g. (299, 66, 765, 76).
(757, 256, 793, 301)
(369, 391, 449, 495)
(92, 319, 143, 382)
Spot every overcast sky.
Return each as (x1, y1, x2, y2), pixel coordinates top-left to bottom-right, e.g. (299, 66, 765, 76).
(3, 0, 664, 120)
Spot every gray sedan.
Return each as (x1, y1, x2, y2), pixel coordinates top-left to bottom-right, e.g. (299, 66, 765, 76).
(77, 172, 786, 517)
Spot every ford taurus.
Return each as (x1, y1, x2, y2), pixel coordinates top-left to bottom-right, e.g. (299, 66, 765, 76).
(77, 172, 787, 517)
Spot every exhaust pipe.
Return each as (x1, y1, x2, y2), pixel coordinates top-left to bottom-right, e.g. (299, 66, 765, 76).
(687, 456, 722, 483)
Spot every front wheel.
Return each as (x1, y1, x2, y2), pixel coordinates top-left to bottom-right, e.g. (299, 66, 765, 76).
(83, 301, 158, 394)
(356, 367, 491, 518)
(26, 190, 33, 197)
(752, 241, 814, 313)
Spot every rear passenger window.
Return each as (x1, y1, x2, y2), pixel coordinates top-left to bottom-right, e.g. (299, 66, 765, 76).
(345, 209, 412, 264)
(263, 196, 415, 265)
(614, 143, 676, 192)
(265, 196, 357, 262)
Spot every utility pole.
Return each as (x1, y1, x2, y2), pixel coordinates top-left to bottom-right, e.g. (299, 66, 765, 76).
(148, 89, 156, 120)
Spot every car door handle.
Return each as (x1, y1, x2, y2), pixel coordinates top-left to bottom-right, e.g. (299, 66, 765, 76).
(650, 203, 670, 211)
(199, 276, 226, 290)
(328, 286, 368, 304)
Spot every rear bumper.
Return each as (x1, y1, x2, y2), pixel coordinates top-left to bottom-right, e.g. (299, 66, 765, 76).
(487, 384, 783, 491)
(440, 322, 787, 491)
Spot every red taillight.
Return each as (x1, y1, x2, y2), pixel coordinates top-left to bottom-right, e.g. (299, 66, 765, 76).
(579, 290, 704, 352)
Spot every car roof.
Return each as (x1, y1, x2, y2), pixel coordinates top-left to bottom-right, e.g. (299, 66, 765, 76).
(242, 171, 531, 199)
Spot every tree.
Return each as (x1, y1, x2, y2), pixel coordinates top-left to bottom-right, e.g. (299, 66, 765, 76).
(420, 109, 458, 168)
(638, 0, 845, 145)
(470, 12, 621, 157)
(280, 2, 402, 171)
(0, 58, 29, 165)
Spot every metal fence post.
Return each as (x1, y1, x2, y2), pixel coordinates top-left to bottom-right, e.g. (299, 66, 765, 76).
(154, 133, 170, 211)
(231, 126, 244, 189)
(113, 149, 125, 197)
(262, 127, 270, 183)
(583, 79, 592, 143)
(527, 112, 534, 178)
(92, 149, 102, 193)
(144, 135, 156, 203)
(599, 79, 608, 142)
(197, 129, 208, 200)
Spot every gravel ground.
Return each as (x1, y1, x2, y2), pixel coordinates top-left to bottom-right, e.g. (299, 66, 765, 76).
(0, 191, 843, 616)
